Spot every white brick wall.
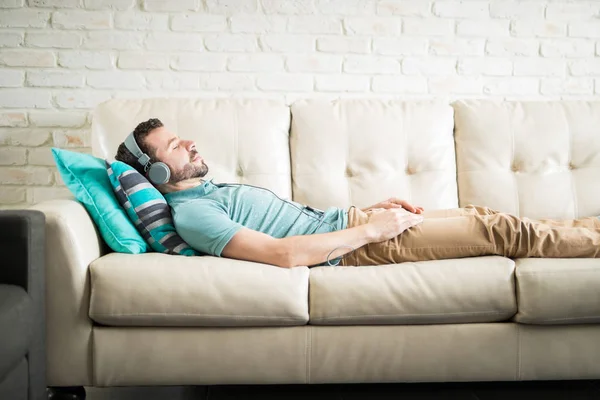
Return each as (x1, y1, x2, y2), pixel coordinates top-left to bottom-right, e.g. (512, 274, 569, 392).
(1, 0, 600, 208)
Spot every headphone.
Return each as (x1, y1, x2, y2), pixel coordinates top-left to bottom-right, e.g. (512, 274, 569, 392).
(124, 132, 171, 185)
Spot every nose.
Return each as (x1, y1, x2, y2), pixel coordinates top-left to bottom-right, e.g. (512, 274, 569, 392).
(185, 140, 196, 152)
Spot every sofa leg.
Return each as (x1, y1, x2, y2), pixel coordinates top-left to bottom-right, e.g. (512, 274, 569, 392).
(47, 386, 86, 400)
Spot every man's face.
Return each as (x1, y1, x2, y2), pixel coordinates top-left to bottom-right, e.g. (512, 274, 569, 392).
(143, 126, 209, 183)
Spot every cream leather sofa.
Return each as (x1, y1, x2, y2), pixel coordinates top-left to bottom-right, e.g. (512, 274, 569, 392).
(32, 99, 600, 390)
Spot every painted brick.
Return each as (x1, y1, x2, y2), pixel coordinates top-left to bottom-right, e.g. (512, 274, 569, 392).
(52, 11, 112, 30)
(402, 57, 457, 75)
(0, 112, 27, 127)
(0, 90, 52, 108)
(344, 17, 400, 35)
(143, 0, 199, 12)
(256, 73, 313, 91)
(205, 34, 258, 52)
(0, 70, 24, 87)
(171, 14, 227, 32)
(315, 74, 370, 91)
(29, 0, 79, 7)
(483, 77, 539, 95)
(569, 59, 600, 76)
(0, 32, 23, 47)
(315, 0, 376, 15)
(429, 38, 485, 56)
(145, 72, 200, 89)
(286, 54, 341, 72)
(344, 55, 400, 73)
(261, 0, 314, 14)
(0, 0, 23, 7)
(200, 73, 256, 90)
(377, 0, 430, 17)
(0, 186, 26, 205)
(171, 54, 227, 71)
(458, 57, 512, 76)
(260, 34, 315, 52)
(25, 32, 82, 48)
(0, 9, 48, 28)
(53, 91, 112, 108)
(28, 187, 73, 204)
(318, 37, 369, 53)
(84, 0, 135, 10)
(373, 37, 427, 55)
(433, 1, 488, 19)
(84, 32, 144, 50)
(541, 78, 593, 95)
(118, 53, 169, 69)
(486, 39, 539, 56)
(26, 71, 85, 87)
(87, 71, 145, 89)
(230, 15, 287, 33)
(288, 16, 342, 34)
(0, 148, 26, 165)
(52, 129, 91, 148)
(58, 51, 114, 69)
(429, 76, 483, 94)
(0, 167, 53, 185)
(206, 0, 258, 14)
(372, 76, 427, 93)
(29, 112, 87, 128)
(27, 147, 57, 166)
(489, 1, 545, 19)
(541, 40, 594, 58)
(146, 32, 204, 51)
(514, 58, 565, 77)
(0, 50, 55, 67)
(403, 18, 454, 36)
(511, 21, 566, 38)
(114, 12, 168, 30)
(569, 22, 600, 38)
(457, 20, 509, 36)
(546, 3, 600, 21)
(0, 128, 49, 146)
(228, 54, 284, 72)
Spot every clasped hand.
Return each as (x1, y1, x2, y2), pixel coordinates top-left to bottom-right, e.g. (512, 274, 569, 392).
(362, 197, 424, 214)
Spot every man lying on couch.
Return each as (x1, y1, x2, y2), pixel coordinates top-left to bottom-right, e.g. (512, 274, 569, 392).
(115, 118, 600, 268)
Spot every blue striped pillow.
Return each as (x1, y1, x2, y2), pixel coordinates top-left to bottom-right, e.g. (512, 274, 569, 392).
(106, 160, 198, 256)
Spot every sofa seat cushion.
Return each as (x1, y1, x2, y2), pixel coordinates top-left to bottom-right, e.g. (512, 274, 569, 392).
(514, 258, 600, 325)
(309, 256, 516, 325)
(0, 285, 33, 379)
(89, 253, 309, 327)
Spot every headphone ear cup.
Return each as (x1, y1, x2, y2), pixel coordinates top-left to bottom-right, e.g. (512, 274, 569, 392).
(147, 162, 171, 185)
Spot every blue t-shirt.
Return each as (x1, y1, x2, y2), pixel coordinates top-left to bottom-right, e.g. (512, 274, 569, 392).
(164, 179, 348, 258)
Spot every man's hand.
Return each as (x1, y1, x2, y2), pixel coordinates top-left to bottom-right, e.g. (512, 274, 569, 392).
(365, 209, 424, 243)
(362, 198, 424, 214)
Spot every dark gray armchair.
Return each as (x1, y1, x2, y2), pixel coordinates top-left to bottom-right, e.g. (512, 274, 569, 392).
(0, 210, 46, 400)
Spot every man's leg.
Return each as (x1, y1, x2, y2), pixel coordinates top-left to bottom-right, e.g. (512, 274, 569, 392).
(341, 206, 600, 266)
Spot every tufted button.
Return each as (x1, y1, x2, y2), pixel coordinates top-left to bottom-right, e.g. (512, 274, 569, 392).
(406, 166, 413, 175)
(345, 167, 353, 178)
(236, 167, 243, 177)
(511, 164, 519, 173)
(569, 162, 575, 170)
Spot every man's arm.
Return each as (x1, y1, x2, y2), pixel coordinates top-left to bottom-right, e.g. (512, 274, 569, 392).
(221, 225, 374, 268)
(222, 209, 424, 268)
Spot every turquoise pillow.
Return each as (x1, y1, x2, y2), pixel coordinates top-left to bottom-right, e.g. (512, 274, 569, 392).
(51, 148, 148, 254)
(106, 160, 198, 256)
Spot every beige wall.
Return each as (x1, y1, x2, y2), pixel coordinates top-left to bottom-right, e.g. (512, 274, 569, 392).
(1, 0, 600, 208)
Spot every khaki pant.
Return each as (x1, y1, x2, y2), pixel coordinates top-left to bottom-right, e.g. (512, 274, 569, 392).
(340, 205, 600, 266)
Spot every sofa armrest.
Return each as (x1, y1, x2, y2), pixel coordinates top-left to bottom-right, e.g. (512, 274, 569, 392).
(29, 199, 105, 387)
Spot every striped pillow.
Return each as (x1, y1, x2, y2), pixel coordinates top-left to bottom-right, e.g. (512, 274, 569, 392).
(106, 160, 198, 256)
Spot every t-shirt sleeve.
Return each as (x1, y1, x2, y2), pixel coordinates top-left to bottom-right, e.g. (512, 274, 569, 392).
(172, 200, 243, 257)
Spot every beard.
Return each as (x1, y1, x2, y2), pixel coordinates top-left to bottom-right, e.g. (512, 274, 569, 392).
(168, 151, 209, 183)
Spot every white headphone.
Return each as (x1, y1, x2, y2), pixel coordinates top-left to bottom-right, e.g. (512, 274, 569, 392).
(124, 132, 171, 185)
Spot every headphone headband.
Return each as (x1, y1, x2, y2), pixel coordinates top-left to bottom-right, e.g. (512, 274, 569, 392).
(124, 132, 151, 171)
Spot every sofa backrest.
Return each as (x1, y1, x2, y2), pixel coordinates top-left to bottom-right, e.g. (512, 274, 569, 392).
(454, 100, 600, 220)
(290, 99, 458, 211)
(92, 98, 293, 198)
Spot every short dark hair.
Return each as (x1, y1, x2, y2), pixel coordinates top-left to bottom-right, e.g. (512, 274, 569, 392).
(115, 118, 164, 175)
